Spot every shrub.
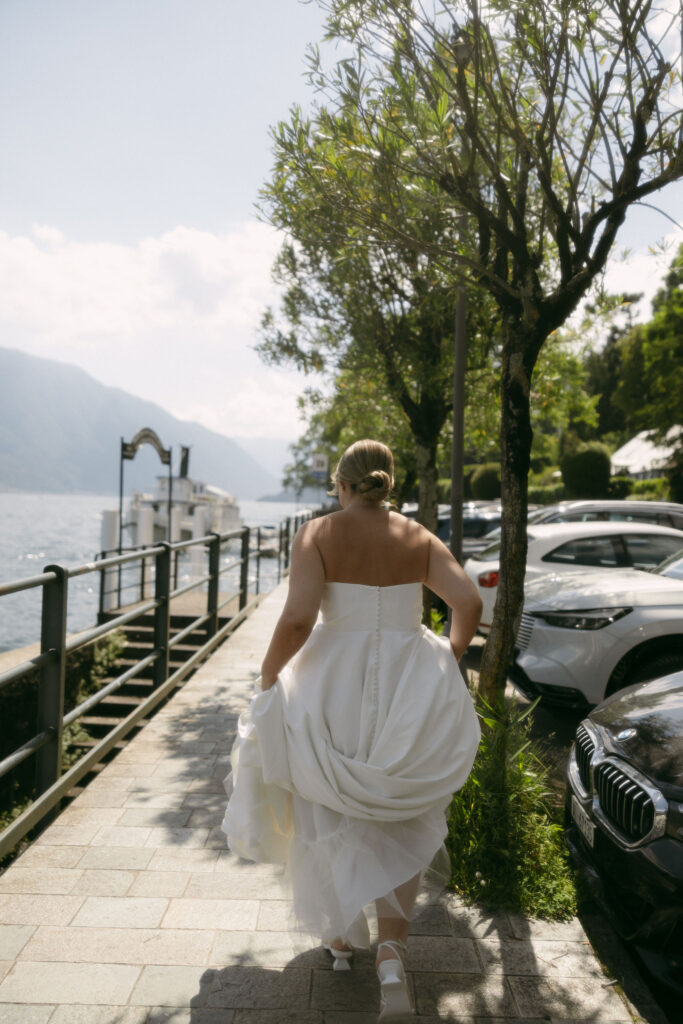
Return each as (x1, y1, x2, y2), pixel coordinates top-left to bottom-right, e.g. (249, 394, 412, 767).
(437, 478, 451, 503)
(560, 442, 611, 498)
(528, 483, 565, 505)
(471, 463, 501, 500)
(0, 632, 125, 823)
(447, 698, 577, 920)
(628, 477, 671, 500)
(608, 476, 632, 499)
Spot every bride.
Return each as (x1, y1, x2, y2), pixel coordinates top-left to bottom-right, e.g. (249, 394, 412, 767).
(223, 439, 482, 1021)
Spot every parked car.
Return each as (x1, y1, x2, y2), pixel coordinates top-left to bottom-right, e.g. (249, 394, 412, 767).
(510, 548, 683, 707)
(465, 521, 683, 634)
(401, 502, 502, 552)
(565, 671, 683, 1000)
(530, 499, 683, 530)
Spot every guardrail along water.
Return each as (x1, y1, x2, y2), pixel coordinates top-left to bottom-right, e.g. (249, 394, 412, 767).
(0, 513, 311, 859)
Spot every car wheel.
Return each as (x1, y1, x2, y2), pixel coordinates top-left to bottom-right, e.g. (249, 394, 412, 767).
(607, 649, 683, 696)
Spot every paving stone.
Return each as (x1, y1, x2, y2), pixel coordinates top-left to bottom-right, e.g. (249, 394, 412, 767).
(12, 845, 85, 868)
(161, 897, 259, 930)
(21, 925, 214, 965)
(476, 937, 605, 977)
(322, 1015, 376, 1024)
(233, 1013, 321, 1023)
(0, 961, 10, 983)
(0, 894, 84, 926)
(207, 965, 311, 1009)
(408, 903, 452, 936)
(69, 868, 136, 896)
(146, 848, 220, 873)
(0, 868, 82, 895)
(49, 1007, 148, 1024)
(187, 808, 223, 828)
(0, 960, 141, 1004)
(129, 965, 215, 1006)
(445, 902, 516, 940)
(413, 972, 517, 1017)
(92, 826, 153, 847)
(147, 1010, 235, 1024)
(72, 895, 169, 928)
(204, 826, 230, 848)
(127, 871, 190, 897)
(144, 827, 210, 848)
(117, 808, 193, 828)
(406, 935, 481, 973)
(185, 872, 285, 901)
(255, 900, 294, 932)
(34, 824, 101, 846)
(209, 930, 327, 969)
(62, 789, 128, 807)
(56, 806, 124, 827)
(311, 968, 380, 1012)
(507, 913, 588, 942)
(0, 925, 35, 960)
(507, 974, 629, 1020)
(0, 1005, 54, 1023)
(76, 846, 155, 870)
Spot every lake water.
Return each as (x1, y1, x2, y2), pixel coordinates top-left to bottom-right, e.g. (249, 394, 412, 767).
(0, 493, 311, 653)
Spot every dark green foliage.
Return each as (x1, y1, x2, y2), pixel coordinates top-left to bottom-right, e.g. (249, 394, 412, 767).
(629, 477, 671, 500)
(560, 443, 611, 498)
(608, 476, 632, 499)
(0, 633, 125, 824)
(528, 483, 566, 505)
(447, 699, 576, 920)
(471, 464, 501, 501)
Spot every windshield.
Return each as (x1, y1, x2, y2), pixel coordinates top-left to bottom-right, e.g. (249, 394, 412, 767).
(655, 548, 683, 580)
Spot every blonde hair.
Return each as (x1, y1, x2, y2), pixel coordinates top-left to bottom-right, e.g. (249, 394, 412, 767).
(331, 439, 394, 503)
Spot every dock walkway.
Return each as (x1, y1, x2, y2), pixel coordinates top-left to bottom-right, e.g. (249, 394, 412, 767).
(0, 583, 655, 1022)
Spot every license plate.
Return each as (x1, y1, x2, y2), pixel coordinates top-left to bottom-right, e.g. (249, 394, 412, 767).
(571, 795, 595, 848)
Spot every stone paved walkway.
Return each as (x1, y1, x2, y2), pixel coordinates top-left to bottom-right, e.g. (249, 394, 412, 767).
(0, 583, 653, 1022)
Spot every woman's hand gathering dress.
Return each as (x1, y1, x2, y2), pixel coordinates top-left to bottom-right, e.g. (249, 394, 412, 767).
(222, 580, 481, 948)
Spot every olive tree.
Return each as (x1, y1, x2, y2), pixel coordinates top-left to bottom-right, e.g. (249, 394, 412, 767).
(269, 0, 683, 704)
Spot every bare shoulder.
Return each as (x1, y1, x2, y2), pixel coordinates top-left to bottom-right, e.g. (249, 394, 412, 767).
(387, 510, 430, 541)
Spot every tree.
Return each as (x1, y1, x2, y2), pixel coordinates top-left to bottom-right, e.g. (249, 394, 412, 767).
(259, 180, 498, 534)
(267, 0, 683, 705)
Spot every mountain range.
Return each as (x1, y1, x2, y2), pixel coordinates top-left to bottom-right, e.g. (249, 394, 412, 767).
(0, 347, 284, 499)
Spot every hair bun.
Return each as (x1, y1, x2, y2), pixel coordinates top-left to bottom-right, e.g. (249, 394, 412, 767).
(357, 469, 391, 499)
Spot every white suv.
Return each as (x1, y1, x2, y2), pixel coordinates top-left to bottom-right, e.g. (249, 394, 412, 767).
(510, 550, 683, 707)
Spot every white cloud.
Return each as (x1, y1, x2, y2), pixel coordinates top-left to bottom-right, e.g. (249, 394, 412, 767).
(603, 226, 683, 321)
(0, 220, 312, 439)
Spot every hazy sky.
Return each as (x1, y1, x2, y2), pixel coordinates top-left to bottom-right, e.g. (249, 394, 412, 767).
(1, 0, 681, 443)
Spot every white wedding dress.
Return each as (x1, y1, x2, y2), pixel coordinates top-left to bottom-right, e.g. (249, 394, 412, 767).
(222, 581, 480, 947)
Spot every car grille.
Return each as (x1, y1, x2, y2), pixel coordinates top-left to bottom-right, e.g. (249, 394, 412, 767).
(516, 613, 535, 650)
(594, 761, 655, 842)
(574, 724, 595, 793)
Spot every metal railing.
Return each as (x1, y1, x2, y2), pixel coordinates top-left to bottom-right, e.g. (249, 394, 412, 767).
(0, 512, 312, 859)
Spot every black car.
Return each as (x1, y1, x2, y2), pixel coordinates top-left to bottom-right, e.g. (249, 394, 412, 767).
(565, 672, 683, 998)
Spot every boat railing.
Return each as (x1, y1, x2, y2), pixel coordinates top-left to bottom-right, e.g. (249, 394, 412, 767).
(0, 511, 312, 860)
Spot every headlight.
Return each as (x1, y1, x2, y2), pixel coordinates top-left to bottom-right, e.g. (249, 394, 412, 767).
(532, 607, 632, 630)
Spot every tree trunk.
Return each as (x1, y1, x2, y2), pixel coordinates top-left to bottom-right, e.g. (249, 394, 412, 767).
(416, 440, 439, 535)
(478, 326, 534, 709)
(416, 440, 439, 626)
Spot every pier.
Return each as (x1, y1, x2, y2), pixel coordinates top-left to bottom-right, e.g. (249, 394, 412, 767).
(0, 588, 649, 1021)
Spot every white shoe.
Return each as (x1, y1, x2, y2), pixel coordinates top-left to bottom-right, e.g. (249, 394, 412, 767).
(376, 939, 414, 1020)
(323, 941, 353, 971)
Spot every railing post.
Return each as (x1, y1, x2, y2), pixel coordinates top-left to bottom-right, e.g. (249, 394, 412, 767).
(239, 527, 250, 611)
(206, 533, 221, 638)
(284, 518, 292, 571)
(277, 523, 283, 583)
(35, 565, 68, 808)
(255, 527, 261, 595)
(153, 543, 171, 690)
